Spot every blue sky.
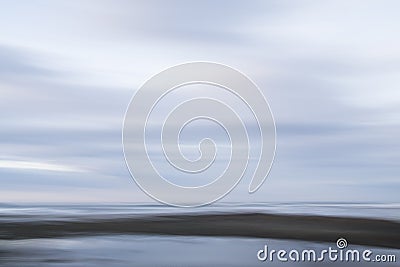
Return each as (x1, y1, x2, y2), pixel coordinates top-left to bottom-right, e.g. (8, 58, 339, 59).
(0, 1, 399, 203)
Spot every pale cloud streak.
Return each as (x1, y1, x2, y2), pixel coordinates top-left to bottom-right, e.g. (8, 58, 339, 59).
(0, 160, 83, 173)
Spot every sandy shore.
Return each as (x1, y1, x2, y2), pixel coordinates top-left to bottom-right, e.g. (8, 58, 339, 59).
(1, 213, 399, 249)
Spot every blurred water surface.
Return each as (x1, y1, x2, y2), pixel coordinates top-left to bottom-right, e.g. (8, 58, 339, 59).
(1, 235, 399, 267)
(0, 203, 399, 266)
(1, 202, 399, 222)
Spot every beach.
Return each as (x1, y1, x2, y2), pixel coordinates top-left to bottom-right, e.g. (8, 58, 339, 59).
(1, 213, 399, 249)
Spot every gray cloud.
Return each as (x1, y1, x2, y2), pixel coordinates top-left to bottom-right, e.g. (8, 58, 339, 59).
(0, 1, 399, 203)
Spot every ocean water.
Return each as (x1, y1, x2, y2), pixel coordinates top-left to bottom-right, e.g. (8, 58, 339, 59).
(1, 202, 399, 222)
(0, 203, 399, 267)
(1, 235, 399, 267)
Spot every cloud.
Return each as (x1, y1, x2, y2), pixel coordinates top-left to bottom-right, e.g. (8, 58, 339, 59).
(0, 1, 399, 203)
(0, 160, 83, 173)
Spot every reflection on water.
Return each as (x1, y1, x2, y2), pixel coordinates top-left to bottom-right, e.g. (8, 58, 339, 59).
(1, 235, 398, 267)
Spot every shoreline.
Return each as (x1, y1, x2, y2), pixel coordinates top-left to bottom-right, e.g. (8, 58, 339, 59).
(1, 212, 399, 249)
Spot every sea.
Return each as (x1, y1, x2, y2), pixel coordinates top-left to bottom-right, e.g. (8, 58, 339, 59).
(0, 203, 399, 267)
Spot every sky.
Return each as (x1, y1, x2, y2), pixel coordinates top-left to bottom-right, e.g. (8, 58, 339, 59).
(0, 0, 399, 204)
